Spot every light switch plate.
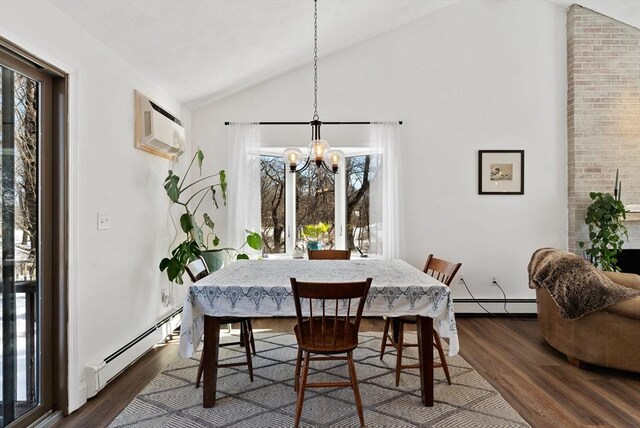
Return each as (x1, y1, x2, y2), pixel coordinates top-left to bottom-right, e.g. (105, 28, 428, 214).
(97, 213, 111, 230)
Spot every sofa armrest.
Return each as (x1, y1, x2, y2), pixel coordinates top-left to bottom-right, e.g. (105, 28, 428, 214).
(605, 296, 640, 320)
(602, 271, 640, 291)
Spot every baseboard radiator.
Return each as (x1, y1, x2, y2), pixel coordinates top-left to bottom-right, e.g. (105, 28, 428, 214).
(84, 308, 182, 398)
(454, 298, 537, 315)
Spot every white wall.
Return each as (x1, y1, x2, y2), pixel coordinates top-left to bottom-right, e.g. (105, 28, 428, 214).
(0, 0, 190, 411)
(191, 0, 568, 306)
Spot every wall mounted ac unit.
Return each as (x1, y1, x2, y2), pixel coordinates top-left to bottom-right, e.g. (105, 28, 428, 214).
(135, 90, 185, 160)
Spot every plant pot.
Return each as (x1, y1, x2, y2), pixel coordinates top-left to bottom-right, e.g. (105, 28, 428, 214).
(306, 241, 323, 251)
(201, 250, 225, 273)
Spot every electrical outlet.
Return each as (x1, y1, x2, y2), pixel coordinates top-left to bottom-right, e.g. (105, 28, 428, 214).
(491, 275, 497, 285)
(97, 213, 111, 230)
(161, 289, 169, 306)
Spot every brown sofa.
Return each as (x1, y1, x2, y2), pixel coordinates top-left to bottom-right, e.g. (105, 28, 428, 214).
(536, 271, 640, 373)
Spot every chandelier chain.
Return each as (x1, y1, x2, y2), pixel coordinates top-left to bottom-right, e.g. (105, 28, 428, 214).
(313, 0, 319, 121)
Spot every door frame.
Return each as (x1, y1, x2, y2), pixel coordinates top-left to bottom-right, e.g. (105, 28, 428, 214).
(0, 37, 68, 427)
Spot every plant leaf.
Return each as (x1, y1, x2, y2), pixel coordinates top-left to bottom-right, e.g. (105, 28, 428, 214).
(203, 213, 215, 231)
(246, 231, 262, 250)
(180, 213, 194, 233)
(196, 149, 204, 174)
(191, 224, 204, 248)
(164, 174, 180, 202)
(211, 187, 219, 209)
(219, 170, 227, 205)
(167, 259, 182, 282)
(236, 253, 249, 260)
(159, 258, 170, 271)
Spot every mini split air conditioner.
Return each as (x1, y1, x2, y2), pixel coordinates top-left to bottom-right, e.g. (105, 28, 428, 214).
(135, 90, 185, 160)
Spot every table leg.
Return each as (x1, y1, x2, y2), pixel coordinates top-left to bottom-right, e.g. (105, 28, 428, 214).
(416, 315, 434, 407)
(203, 316, 221, 407)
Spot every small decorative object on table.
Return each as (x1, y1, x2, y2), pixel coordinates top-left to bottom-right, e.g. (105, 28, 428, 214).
(302, 222, 330, 251)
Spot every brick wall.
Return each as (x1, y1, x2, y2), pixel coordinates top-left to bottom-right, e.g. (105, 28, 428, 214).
(567, 5, 640, 253)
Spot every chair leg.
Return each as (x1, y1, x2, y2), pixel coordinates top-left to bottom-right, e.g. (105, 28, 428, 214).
(380, 317, 391, 360)
(294, 351, 310, 428)
(241, 321, 254, 382)
(395, 322, 404, 387)
(433, 329, 451, 385)
(247, 319, 256, 356)
(196, 351, 204, 388)
(348, 351, 365, 428)
(239, 321, 245, 347)
(294, 348, 303, 392)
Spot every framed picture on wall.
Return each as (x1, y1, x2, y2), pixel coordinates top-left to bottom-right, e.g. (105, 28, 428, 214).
(478, 150, 524, 195)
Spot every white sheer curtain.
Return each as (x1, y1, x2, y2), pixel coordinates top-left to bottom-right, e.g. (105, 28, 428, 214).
(227, 123, 261, 254)
(369, 122, 403, 259)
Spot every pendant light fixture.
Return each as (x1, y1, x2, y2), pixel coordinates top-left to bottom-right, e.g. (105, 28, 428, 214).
(283, 0, 344, 174)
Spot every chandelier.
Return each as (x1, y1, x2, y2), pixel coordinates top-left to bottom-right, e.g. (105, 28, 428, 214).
(283, 0, 344, 174)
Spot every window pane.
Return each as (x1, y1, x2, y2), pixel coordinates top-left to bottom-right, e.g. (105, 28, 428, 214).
(296, 166, 335, 250)
(346, 155, 376, 255)
(1, 66, 40, 424)
(260, 156, 286, 254)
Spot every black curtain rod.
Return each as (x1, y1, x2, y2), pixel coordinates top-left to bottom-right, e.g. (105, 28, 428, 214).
(224, 121, 403, 126)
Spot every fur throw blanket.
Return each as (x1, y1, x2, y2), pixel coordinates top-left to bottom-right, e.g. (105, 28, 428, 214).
(528, 248, 640, 319)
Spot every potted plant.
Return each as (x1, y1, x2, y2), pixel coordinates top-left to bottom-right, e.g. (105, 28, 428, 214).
(579, 170, 628, 272)
(302, 222, 330, 251)
(159, 149, 261, 284)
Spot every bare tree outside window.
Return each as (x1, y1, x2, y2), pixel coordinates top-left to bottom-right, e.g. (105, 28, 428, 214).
(346, 155, 375, 254)
(260, 155, 286, 253)
(13, 74, 38, 281)
(296, 165, 335, 249)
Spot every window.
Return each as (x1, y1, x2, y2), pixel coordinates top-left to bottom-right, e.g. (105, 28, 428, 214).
(295, 165, 335, 248)
(260, 155, 286, 253)
(346, 155, 375, 254)
(260, 151, 375, 256)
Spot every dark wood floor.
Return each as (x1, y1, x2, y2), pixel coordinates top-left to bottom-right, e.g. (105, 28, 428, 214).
(54, 317, 640, 428)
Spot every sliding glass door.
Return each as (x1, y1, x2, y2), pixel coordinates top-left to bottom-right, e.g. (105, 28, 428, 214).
(0, 49, 54, 427)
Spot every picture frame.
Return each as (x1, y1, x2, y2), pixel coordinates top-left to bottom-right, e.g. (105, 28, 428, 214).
(478, 150, 524, 195)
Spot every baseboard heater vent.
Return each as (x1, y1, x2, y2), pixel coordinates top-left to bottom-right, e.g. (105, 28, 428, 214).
(454, 298, 537, 315)
(84, 308, 182, 398)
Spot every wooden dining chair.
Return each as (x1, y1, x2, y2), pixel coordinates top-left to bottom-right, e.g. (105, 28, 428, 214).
(307, 249, 351, 260)
(185, 257, 256, 388)
(291, 277, 372, 428)
(379, 254, 461, 386)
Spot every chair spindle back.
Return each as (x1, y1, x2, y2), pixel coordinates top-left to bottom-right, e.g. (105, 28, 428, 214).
(291, 278, 372, 350)
(423, 254, 462, 287)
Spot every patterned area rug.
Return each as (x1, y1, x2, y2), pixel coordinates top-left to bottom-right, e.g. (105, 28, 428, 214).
(109, 332, 529, 427)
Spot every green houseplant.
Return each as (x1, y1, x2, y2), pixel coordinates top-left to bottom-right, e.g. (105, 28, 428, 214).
(159, 149, 261, 284)
(303, 222, 330, 250)
(579, 170, 628, 272)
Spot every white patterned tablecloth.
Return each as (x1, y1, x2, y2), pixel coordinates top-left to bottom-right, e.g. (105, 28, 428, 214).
(178, 259, 458, 358)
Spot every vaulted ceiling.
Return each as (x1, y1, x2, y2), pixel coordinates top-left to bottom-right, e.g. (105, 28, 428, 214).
(51, 0, 639, 107)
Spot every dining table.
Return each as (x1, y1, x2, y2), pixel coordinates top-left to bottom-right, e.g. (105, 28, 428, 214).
(179, 258, 459, 408)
